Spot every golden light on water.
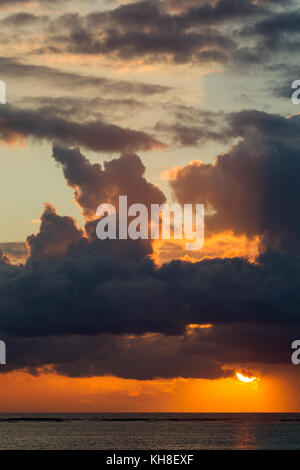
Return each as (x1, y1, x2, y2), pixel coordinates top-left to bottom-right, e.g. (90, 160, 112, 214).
(236, 372, 257, 383)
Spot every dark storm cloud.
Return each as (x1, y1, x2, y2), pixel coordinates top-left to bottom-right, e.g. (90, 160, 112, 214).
(0, 57, 171, 96)
(1, 224, 300, 339)
(0, 1, 299, 382)
(0, 104, 166, 153)
(52, 146, 166, 218)
(1, 239, 300, 378)
(2, 320, 297, 379)
(1, 143, 300, 342)
(1, 332, 228, 380)
(27, 203, 84, 262)
(45, 322, 300, 378)
(169, 110, 300, 252)
(0, 137, 300, 378)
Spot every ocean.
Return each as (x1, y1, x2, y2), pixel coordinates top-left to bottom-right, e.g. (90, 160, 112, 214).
(0, 413, 299, 450)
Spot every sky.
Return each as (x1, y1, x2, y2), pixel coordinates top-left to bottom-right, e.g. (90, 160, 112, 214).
(0, 0, 300, 412)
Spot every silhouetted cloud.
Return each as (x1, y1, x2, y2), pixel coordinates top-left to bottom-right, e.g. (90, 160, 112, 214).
(0, 0, 299, 382)
(0, 136, 299, 378)
(52, 145, 166, 218)
(169, 110, 300, 252)
(0, 241, 300, 378)
(0, 105, 166, 153)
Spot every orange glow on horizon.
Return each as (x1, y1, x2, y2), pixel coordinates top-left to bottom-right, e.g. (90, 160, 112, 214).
(0, 368, 296, 413)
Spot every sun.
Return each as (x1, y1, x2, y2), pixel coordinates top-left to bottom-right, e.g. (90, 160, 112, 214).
(236, 372, 257, 383)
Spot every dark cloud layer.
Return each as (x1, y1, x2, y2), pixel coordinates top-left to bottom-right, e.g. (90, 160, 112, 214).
(0, 224, 300, 378)
(0, 0, 297, 68)
(0, 136, 300, 378)
(2, 244, 300, 338)
(0, 104, 165, 153)
(2, 320, 296, 380)
(169, 110, 300, 253)
(1, 0, 300, 381)
(21, 1, 237, 64)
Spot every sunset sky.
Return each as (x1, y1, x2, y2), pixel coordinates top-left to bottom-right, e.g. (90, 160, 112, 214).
(0, 0, 300, 412)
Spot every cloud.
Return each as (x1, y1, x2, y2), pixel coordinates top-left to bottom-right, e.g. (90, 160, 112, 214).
(0, 104, 166, 153)
(0, 137, 300, 379)
(0, 13, 47, 27)
(27, 203, 84, 262)
(155, 120, 229, 147)
(240, 6, 300, 58)
(21, 95, 145, 124)
(0, 243, 27, 264)
(1, 319, 297, 379)
(0, 0, 69, 5)
(52, 145, 166, 219)
(0, 57, 171, 96)
(50, 27, 231, 65)
(25, 1, 236, 64)
(0, 244, 300, 378)
(0, 0, 295, 68)
(168, 110, 300, 252)
(1, 213, 300, 337)
(88, 0, 265, 31)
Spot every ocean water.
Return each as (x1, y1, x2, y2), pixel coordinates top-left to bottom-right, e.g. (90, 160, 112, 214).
(0, 413, 299, 450)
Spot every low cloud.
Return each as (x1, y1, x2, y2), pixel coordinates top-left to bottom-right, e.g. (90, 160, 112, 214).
(0, 105, 166, 153)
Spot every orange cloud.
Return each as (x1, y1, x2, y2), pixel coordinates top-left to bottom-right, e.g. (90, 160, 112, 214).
(152, 231, 261, 265)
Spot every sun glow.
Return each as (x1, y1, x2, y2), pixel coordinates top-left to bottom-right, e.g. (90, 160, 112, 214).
(236, 372, 257, 383)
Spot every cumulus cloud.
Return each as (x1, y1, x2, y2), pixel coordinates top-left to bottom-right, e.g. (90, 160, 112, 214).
(27, 203, 84, 262)
(52, 145, 166, 219)
(0, 241, 300, 378)
(0, 134, 300, 379)
(167, 110, 300, 253)
(0, 0, 299, 383)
